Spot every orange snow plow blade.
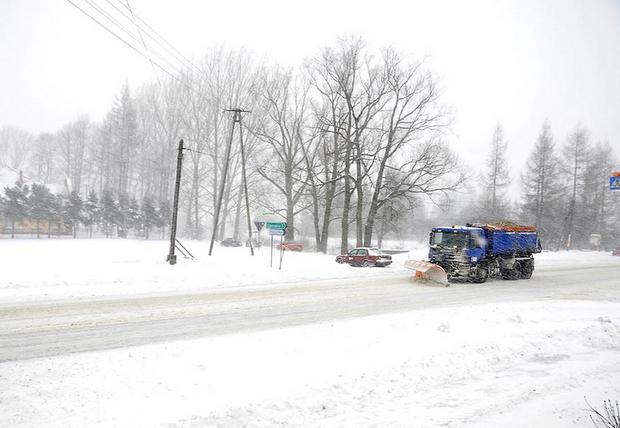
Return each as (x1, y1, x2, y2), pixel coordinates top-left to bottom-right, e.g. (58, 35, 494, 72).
(404, 260, 449, 286)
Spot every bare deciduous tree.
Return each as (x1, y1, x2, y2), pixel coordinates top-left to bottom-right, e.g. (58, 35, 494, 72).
(0, 126, 33, 171)
(482, 123, 511, 221)
(253, 67, 313, 241)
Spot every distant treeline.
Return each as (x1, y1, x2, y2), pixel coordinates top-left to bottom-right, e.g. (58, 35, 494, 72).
(0, 176, 170, 239)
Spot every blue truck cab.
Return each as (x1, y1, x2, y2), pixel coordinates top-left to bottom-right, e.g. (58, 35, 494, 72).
(428, 224, 541, 283)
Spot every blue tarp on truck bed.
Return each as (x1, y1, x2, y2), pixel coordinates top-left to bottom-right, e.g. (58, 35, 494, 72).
(490, 231, 539, 255)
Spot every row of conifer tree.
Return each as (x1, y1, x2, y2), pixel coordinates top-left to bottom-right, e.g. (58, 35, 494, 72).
(1, 177, 170, 239)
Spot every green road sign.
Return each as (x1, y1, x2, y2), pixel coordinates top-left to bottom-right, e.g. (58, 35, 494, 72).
(266, 222, 287, 230)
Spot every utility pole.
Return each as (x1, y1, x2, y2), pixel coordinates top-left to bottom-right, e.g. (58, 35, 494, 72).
(237, 111, 254, 256)
(209, 109, 250, 255)
(167, 139, 184, 265)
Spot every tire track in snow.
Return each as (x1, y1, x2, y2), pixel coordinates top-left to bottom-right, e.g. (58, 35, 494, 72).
(0, 263, 619, 362)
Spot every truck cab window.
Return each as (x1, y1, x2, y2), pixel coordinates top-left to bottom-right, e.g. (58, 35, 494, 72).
(433, 231, 469, 248)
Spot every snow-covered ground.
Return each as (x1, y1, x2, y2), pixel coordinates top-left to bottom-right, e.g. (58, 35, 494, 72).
(0, 238, 423, 302)
(2, 300, 619, 427)
(1, 239, 619, 427)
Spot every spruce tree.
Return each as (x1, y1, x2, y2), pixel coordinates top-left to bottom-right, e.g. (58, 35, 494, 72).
(158, 199, 171, 239)
(3, 178, 30, 238)
(560, 126, 590, 249)
(582, 142, 618, 249)
(482, 123, 511, 221)
(111, 83, 137, 197)
(141, 196, 158, 240)
(63, 190, 83, 238)
(127, 196, 141, 236)
(29, 183, 55, 238)
(520, 120, 562, 248)
(117, 193, 129, 238)
(82, 190, 100, 238)
(100, 189, 120, 238)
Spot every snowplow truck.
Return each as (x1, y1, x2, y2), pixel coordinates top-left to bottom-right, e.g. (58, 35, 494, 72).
(407, 223, 541, 284)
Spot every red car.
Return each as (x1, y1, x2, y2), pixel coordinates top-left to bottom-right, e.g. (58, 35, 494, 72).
(613, 247, 620, 256)
(277, 241, 304, 251)
(335, 247, 392, 267)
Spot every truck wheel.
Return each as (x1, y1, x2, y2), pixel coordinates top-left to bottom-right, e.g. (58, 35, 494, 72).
(502, 262, 521, 280)
(471, 268, 488, 283)
(521, 260, 534, 279)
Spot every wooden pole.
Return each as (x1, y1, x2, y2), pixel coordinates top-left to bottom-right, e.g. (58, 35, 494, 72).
(238, 113, 254, 256)
(208, 112, 236, 256)
(167, 139, 184, 265)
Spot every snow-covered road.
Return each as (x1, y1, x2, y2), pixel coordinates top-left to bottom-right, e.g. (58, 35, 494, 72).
(2, 257, 619, 362)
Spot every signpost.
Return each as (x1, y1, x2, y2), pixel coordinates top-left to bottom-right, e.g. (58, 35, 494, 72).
(266, 221, 287, 269)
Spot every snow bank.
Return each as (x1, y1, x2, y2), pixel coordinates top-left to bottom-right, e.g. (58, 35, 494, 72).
(1, 300, 618, 427)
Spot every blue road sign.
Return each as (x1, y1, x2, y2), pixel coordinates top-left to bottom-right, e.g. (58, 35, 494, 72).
(611, 175, 620, 191)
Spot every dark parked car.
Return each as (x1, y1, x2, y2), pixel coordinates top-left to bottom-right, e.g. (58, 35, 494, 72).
(221, 237, 242, 247)
(277, 241, 304, 251)
(335, 247, 392, 267)
(613, 247, 620, 256)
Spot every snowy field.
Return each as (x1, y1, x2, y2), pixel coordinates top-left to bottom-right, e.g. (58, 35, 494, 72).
(1, 239, 619, 427)
(0, 238, 423, 302)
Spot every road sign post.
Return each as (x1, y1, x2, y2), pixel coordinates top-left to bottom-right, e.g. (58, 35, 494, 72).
(279, 235, 284, 270)
(266, 222, 287, 268)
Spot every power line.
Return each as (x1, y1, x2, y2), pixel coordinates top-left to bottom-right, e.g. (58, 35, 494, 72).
(84, 0, 227, 99)
(64, 0, 193, 91)
(112, 0, 203, 76)
(79, 0, 185, 78)
(103, 0, 188, 73)
(122, 0, 158, 76)
(114, 0, 221, 99)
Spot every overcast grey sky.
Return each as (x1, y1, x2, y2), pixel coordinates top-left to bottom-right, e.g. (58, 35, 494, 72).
(1, 0, 619, 176)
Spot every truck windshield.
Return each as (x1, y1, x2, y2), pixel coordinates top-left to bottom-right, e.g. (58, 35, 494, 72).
(432, 231, 469, 248)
